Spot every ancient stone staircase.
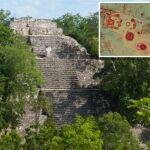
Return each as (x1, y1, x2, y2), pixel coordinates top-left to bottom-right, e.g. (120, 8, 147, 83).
(45, 89, 109, 126)
(37, 57, 109, 125)
(30, 35, 63, 56)
(10, 19, 109, 126)
(37, 58, 80, 89)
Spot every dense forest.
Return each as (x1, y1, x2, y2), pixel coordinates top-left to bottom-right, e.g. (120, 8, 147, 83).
(0, 9, 150, 149)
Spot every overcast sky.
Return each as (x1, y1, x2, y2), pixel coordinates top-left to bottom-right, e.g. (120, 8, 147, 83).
(0, 0, 101, 19)
(1, 0, 149, 19)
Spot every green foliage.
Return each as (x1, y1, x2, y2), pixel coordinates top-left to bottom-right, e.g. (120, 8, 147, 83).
(24, 119, 56, 150)
(146, 140, 150, 150)
(98, 112, 140, 150)
(24, 115, 103, 150)
(36, 91, 52, 116)
(53, 115, 103, 150)
(0, 130, 22, 150)
(55, 13, 82, 38)
(96, 58, 150, 121)
(54, 12, 98, 57)
(0, 24, 15, 46)
(128, 98, 150, 125)
(0, 23, 43, 130)
(0, 9, 10, 25)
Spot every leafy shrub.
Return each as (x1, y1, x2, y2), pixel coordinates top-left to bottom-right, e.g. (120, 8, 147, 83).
(146, 140, 150, 150)
(24, 119, 56, 150)
(96, 58, 150, 121)
(24, 115, 103, 150)
(53, 115, 103, 150)
(98, 112, 140, 150)
(128, 98, 150, 126)
(0, 130, 22, 150)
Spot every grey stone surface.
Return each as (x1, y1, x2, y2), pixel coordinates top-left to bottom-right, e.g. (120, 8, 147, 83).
(37, 58, 104, 89)
(10, 19, 63, 36)
(45, 90, 109, 126)
(10, 18, 109, 126)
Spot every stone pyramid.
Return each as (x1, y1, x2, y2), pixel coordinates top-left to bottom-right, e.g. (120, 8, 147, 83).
(10, 18, 109, 126)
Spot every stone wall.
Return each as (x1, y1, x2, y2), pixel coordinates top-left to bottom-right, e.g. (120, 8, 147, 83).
(10, 18, 109, 126)
(30, 35, 89, 58)
(10, 19, 63, 36)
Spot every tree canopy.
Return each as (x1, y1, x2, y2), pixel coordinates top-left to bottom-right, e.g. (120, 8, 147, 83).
(99, 112, 140, 150)
(96, 58, 150, 121)
(0, 22, 43, 130)
(0, 9, 11, 25)
(54, 13, 98, 58)
(0, 130, 22, 150)
(128, 97, 150, 126)
(24, 115, 103, 150)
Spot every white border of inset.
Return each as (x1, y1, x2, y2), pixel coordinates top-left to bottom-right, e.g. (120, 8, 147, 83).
(98, 2, 150, 58)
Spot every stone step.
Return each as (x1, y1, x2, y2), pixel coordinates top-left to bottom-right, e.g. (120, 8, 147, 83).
(44, 90, 110, 126)
(37, 58, 80, 89)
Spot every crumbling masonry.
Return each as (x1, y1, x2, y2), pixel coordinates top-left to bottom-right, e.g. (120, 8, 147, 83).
(10, 18, 109, 127)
